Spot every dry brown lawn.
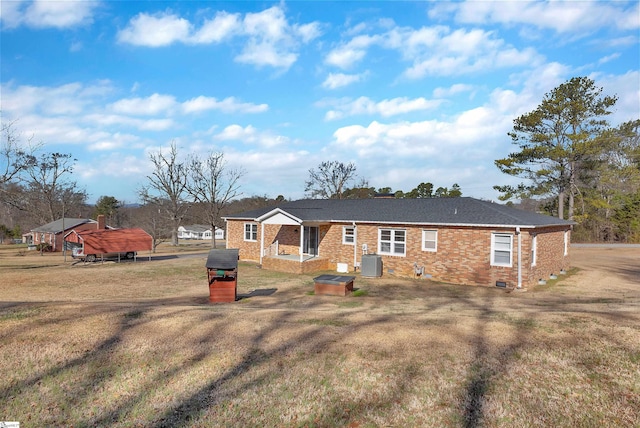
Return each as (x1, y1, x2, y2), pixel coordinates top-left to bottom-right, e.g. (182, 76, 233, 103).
(0, 244, 638, 427)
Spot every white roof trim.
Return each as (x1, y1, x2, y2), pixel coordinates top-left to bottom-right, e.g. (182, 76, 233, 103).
(256, 208, 303, 225)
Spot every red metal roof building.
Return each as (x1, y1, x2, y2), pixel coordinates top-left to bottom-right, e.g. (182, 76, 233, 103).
(65, 228, 153, 259)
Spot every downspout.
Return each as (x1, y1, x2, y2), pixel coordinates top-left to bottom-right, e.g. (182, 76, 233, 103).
(516, 227, 522, 289)
(352, 222, 357, 272)
(260, 222, 265, 266)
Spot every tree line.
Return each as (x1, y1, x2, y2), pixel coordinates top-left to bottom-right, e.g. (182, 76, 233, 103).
(304, 160, 462, 199)
(494, 76, 640, 242)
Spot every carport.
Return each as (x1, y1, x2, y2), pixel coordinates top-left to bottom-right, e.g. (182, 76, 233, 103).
(65, 228, 153, 262)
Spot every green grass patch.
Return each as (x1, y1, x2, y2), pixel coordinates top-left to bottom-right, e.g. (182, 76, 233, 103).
(351, 289, 368, 297)
(0, 306, 42, 321)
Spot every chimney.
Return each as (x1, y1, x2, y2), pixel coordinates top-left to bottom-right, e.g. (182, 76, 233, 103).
(97, 215, 106, 230)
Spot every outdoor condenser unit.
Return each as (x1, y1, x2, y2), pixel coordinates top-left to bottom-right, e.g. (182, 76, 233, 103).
(361, 254, 382, 277)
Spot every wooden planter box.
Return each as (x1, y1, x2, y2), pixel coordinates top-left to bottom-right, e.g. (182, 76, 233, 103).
(208, 271, 237, 303)
(313, 275, 355, 296)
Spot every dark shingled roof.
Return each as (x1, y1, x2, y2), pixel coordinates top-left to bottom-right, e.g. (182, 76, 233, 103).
(32, 218, 96, 233)
(224, 198, 574, 228)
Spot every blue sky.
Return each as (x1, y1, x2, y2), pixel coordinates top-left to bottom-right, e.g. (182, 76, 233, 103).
(1, 1, 638, 204)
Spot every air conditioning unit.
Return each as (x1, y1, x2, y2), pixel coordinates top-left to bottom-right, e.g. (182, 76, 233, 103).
(361, 254, 382, 277)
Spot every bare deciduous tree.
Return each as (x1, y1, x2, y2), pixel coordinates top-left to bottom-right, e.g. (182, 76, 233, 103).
(188, 152, 244, 248)
(139, 142, 190, 246)
(305, 161, 358, 199)
(1, 121, 38, 208)
(25, 152, 86, 224)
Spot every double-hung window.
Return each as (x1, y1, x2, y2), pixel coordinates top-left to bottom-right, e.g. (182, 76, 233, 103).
(491, 233, 513, 267)
(379, 229, 406, 256)
(244, 223, 258, 241)
(422, 230, 437, 252)
(343, 226, 355, 245)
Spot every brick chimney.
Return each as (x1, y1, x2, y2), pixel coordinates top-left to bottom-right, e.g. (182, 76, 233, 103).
(97, 215, 106, 230)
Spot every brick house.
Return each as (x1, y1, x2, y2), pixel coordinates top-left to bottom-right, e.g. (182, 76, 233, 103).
(30, 218, 99, 251)
(223, 198, 574, 288)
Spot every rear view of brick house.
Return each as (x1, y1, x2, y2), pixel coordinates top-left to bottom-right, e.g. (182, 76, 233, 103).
(224, 198, 574, 289)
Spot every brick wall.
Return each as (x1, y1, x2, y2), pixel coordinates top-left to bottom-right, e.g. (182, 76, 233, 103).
(527, 228, 571, 284)
(310, 222, 571, 287)
(226, 220, 261, 260)
(227, 219, 571, 288)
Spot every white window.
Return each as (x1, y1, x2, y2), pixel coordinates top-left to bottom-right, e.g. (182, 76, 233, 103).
(422, 230, 437, 252)
(564, 230, 569, 256)
(244, 223, 258, 241)
(343, 226, 355, 245)
(531, 234, 537, 266)
(491, 233, 513, 267)
(379, 229, 406, 256)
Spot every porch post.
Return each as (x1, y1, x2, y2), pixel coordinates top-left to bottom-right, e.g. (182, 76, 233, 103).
(352, 222, 357, 272)
(299, 224, 304, 262)
(260, 222, 265, 265)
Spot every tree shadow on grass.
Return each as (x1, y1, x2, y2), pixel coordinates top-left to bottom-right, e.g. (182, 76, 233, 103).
(2, 263, 639, 427)
(237, 288, 278, 299)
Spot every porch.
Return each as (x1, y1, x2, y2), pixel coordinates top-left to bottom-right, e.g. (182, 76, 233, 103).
(261, 254, 330, 275)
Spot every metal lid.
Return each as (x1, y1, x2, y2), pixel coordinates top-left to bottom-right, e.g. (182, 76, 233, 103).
(205, 249, 239, 269)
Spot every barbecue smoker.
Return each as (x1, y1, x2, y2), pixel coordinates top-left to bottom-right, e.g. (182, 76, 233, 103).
(205, 249, 239, 303)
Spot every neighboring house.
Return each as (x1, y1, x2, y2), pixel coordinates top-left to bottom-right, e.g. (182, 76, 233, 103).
(30, 218, 99, 251)
(223, 198, 574, 288)
(178, 225, 225, 240)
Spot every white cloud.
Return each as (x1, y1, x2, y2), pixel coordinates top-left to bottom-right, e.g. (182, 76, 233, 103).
(323, 96, 442, 120)
(325, 23, 542, 79)
(597, 53, 621, 65)
(117, 5, 321, 70)
(597, 70, 640, 125)
(402, 29, 542, 79)
(1, 81, 114, 117)
(117, 12, 192, 47)
(214, 124, 291, 148)
(325, 34, 378, 69)
(321, 72, 365, 89)
(0, 0, 98, 29)
(295, 22, 323, 43)
(109, 93, 178, 116)
(429, 1, 640, 34)
(325, 47, 367, 69)
(433, 83, 474, 98)
(181, 96, 268, 114)
(599, 36, 638, 49)
(78, 154, 149, 180)
(242, 6, 288, 42)
(224, 148, 311, 198)
(235, 41, 297, 69)
(81, 113, 174, 132)
(87, 133, 142, 152)
(191, 11, 240, 44)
